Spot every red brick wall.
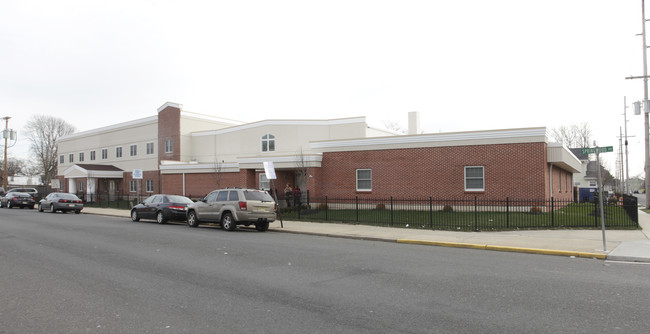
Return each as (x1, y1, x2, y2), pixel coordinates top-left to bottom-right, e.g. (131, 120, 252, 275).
(158, 105, 181, 162)
(121, 170, 160, 196)
(550, 165, 574, 201)
(318, 143, 551, 200)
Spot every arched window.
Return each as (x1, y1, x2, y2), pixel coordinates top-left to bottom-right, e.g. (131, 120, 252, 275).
(261, 134, 275, 152)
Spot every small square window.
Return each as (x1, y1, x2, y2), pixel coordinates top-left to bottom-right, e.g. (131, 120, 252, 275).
(259, 174, 270, 190)
(165, 139, 173, 153)
(69, 154, 74, 163)
(116, 147, 123, 158)
(356, 169, 372, 191)
(130, 180, 137, 192)
(102, 149, 108, 160)
(90, 151, 96, 161)
(59, 155, 64, 164)
(146, 142, 155, 155)
(261, 134, 275, 152)
(465, 166, 485, 191)
(130, 144, 137, 157)
(146, 180, 154, 192)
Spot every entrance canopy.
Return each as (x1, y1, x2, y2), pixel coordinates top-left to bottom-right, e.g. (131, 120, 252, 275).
(63, 164, 124, 179)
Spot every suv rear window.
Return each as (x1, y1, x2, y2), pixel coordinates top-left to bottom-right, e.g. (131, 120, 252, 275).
(243, 190, 274, 202)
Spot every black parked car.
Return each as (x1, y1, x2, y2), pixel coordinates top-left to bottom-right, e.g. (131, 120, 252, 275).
(131, 194, 194, 224)
(1, 192, 35, 209)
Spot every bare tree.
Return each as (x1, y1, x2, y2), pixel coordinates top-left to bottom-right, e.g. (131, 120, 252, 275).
(551, 123, 592, 148)
(25, 115, 76, 185)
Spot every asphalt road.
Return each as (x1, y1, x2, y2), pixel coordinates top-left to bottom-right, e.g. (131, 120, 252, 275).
(1, 209, 650, 333)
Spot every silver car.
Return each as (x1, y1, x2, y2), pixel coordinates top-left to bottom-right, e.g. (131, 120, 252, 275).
(38, 192, 84, 214)
(186, 188, 276, 231)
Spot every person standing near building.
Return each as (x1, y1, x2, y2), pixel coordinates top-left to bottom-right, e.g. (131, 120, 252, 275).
(284, 184, 292, 207)
(293, 186, 301, 207)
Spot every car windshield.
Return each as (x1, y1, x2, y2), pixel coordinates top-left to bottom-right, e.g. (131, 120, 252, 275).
(11, 193, 31, 197)
(243, 190, 274, 202)
(167, 195, 193, 203)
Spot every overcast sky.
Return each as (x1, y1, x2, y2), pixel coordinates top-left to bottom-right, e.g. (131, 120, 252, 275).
(1, 0, 647, 176)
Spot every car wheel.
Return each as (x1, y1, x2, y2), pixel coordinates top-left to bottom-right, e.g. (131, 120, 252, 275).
(38, 204, 44, 212)
(156, 211, 167, 224)
(221, 212, 236, 231)
(187, 210, 199, 228)
(255, 221, 269, 232)
(131, 210, 140, 222)
(50, 204, 56, 213)
(74, 210, 81, 214)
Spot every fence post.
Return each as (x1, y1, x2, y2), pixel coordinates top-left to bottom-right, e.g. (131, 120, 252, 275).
(551, 197, 554, 228)
(306, 190, 310, 208)
(356, 196, 359, 223)
(594, 199, 598, 228)
(325, 196, 328, 221)
(506, 197, 509, 229)
(390, 196, 394, 227)
(474, 196, 478, 231)
(429, 196, 433, 230)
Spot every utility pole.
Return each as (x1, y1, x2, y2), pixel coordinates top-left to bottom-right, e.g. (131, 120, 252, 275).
(2, 116, 10, 191)
(642, 0, 649, 208)
(623, 97, 632, 194)
(625, 0, 650, 208)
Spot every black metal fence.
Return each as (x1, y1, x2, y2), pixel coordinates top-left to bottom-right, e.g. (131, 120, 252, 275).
(279, 195, 639, 231)
(78, 191, 639, 231)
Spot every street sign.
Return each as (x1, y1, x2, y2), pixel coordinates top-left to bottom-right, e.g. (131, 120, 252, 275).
(132, 169, 143, 179)
(581, 146, 613, 155)
(263, 161, 277, 180)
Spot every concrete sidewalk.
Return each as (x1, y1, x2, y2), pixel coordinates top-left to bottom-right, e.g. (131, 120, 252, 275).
(82, 207, 650, 262)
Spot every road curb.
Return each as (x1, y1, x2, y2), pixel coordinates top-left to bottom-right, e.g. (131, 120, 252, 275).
(396, 239, 607, 260)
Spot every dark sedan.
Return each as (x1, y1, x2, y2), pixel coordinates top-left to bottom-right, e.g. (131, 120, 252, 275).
(38, 192, 84, 214)
(131, 194, 194, 224)
(1, 192, 35, 209)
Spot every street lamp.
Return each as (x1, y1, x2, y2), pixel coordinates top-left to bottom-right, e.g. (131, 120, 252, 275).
(2, 116, 17, 191)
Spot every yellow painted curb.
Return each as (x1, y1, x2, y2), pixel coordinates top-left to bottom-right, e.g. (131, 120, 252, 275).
(397, 239, 607, 259)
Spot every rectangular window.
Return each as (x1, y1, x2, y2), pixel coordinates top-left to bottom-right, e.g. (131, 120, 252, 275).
(146, 142, 155, 155)
(259, 174, 270, 190)
(130, 144, 137, 157)
(465, 166, 485, 191)
(356, 169, 372, 191)
(146, 180, 154, 193)
(79, 152, 84, 162)
(165, 139, 173, 153)
(69, 154, 74, 163)
(59, 155, 64, 164)
(130, 180, 137, 192)
(90, 151, 96, 161)
(78, 181, 84, 193)
(102, 148, 108, 160)
(116, 147, 123, 158)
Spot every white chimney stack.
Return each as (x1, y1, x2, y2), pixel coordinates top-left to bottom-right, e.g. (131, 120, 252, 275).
(408, 111, 421, 135)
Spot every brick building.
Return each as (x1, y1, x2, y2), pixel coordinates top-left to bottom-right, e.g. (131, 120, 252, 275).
(55, 102, 580, 202)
